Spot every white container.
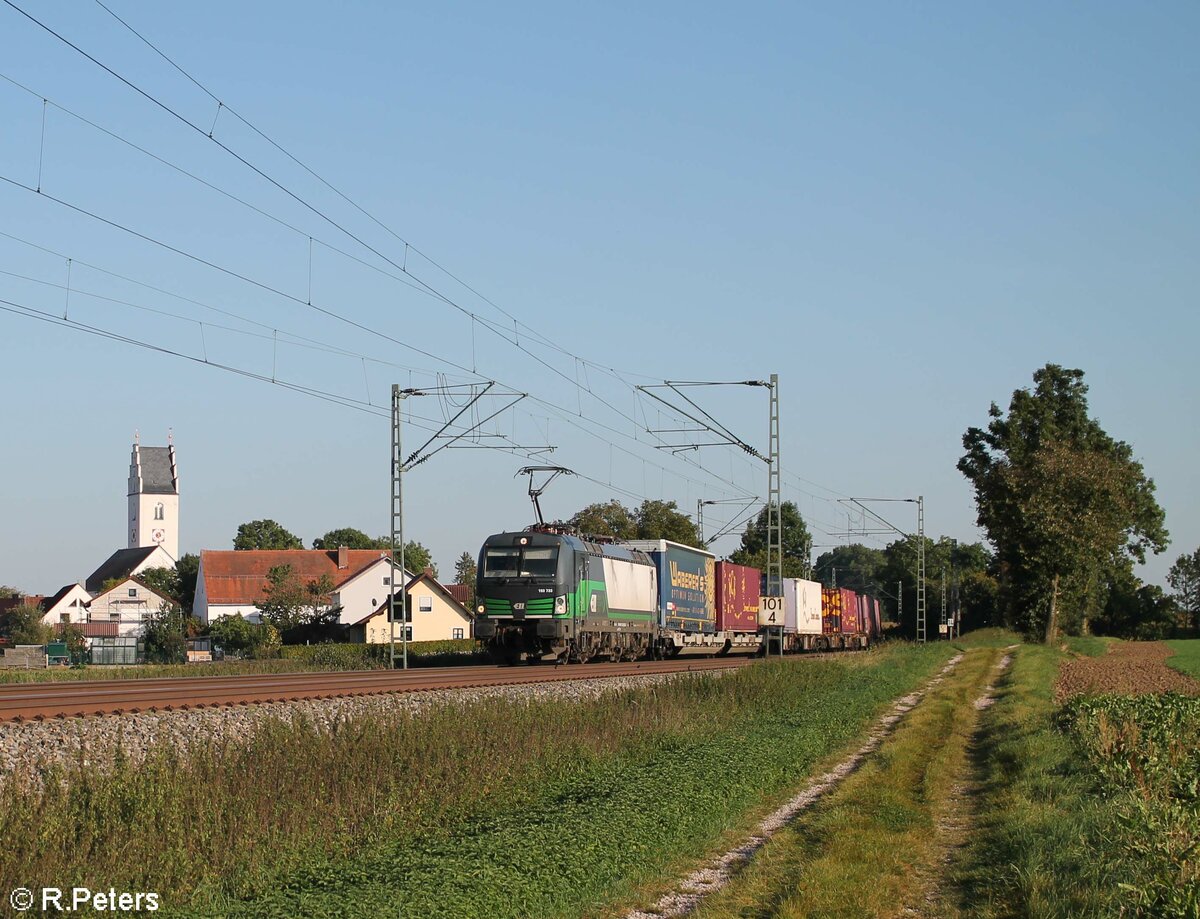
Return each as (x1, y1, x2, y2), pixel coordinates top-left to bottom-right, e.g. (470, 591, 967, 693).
(787, 578, 823, 635)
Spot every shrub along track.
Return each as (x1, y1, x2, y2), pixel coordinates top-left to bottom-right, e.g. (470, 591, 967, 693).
(0, 658, 754, 722)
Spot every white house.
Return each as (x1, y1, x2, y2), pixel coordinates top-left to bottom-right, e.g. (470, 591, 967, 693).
(195, 547, 402, 624)
(85, 576, 175, 637)
(84, 545, 176, 595)
(39, 584, 92, 627)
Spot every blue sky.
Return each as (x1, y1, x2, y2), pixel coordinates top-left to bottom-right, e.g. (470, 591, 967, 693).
(1, 1, 1196, 594)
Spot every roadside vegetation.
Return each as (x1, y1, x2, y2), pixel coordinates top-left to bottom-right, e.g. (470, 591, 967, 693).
(0, 639, 483, 683)
(688, 645, 1005, 918)
(0, 643, 954, 917)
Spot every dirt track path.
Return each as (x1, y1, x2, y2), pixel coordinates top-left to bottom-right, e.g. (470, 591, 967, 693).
(1054, 640, 1200, 701)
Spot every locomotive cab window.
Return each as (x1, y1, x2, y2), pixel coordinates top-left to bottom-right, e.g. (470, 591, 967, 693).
(483, 545, 559, 579)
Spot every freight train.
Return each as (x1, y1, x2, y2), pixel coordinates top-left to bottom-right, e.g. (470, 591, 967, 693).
(473, 527, 883, 663)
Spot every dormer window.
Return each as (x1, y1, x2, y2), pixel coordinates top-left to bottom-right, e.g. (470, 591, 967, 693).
(154, 503, 165, 520)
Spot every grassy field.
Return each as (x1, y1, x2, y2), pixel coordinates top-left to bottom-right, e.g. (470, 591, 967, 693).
(689, 645, 1005, 918)
(0, 643, 955, 918)
(1166, 637, 1200, 679)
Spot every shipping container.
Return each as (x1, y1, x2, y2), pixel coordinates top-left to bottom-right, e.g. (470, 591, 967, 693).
(714, 561, 759, 632)
(840, 588, 860, 634)
(858, 594, 871, 637)
(821, 587, 842, 635)
(872, 598, 882, 636)
(627, 540, 716, 633)
(785, 578, 824, 635)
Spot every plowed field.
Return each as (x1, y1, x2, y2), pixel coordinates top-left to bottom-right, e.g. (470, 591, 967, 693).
(1055, 640, 1200, 701)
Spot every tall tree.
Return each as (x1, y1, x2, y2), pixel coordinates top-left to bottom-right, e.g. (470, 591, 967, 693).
(176, 553, 201, 615)
(142, 603, 188, 664)
(256, 565, 343, 643)
(233, 519, 303, 550)
(570, 500, 637, 540)
(1167, 548, 1200, 631)
(453, 551, 477, 608)
(137, 566, 181, 603)
(312, 527, 377, 549)
(0, 603, 49, 645)
(813, 544, 887, 592)
(959, 365, 1168, 638)
(730, 501, 812, 578)
(401, 542, 436, 578)
(0, 585, 20, 599)
(634, 499, 700, 545)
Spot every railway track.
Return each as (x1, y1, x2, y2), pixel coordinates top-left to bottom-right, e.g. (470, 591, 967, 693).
(0, 657, 755, 722)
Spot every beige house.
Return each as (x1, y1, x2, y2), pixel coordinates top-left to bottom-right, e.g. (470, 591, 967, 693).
(353, 571, 474, 644)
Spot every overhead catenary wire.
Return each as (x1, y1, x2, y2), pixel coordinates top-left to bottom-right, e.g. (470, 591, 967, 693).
(0, 0, 863, 521)
(0, 4, 760, 496)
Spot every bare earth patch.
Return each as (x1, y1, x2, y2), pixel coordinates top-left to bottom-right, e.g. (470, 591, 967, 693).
(1054, 641, 1200, 702)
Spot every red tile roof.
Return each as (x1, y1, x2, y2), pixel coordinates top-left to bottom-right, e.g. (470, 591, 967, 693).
(200, 549, 392, 606)
(445, 583, 472, 605)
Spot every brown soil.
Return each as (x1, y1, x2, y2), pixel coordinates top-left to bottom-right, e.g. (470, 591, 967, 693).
(1054, 641, 1200, 701)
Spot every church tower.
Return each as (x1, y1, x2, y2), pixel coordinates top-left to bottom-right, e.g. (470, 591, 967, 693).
(128, 433, 180, 561)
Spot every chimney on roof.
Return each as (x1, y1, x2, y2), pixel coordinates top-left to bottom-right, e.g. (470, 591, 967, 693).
(338, 546, 349, 570)
(423, 566, 435, 580)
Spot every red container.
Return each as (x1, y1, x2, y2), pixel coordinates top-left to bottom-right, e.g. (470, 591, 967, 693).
(839, 588, 860, 634)
(821, 587, 842, 635)
(714, 561, 760, 633)
(858, 594, 871, 637)
(871, 598, 882, 637)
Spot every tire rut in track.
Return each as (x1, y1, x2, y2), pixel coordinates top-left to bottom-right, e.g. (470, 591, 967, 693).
(624, 653, 966, 919)
(898, 647, 1016, 918)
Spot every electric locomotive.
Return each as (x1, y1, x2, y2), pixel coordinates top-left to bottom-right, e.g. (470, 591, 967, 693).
(473, 528, 658, 663)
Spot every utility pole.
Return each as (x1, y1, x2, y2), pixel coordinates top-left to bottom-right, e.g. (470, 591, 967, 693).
(897, 580, 902, 629)
(940, 568, 947, 639)
(917, 495, 926, 644)
(389, 381, 529, 669)
(767, 374, 782, 656)
(831, 566, 837, 588)
(389, 385, 407, 671)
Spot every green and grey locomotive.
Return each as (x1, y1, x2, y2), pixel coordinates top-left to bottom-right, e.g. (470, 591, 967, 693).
(473, 529, 659, 663)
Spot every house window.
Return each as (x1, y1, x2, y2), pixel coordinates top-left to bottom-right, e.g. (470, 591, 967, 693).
(154, 503, 164, 520)
(418, 595, 433, 613)
(110, 613, 119, 622)
(452, 628, 464, 640)
(60, 614, 69, 624)
(383, 576, 391, 585)
(128, 588, 137, 598)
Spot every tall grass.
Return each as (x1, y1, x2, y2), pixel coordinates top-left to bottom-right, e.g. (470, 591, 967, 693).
(0, 644, 954, 917)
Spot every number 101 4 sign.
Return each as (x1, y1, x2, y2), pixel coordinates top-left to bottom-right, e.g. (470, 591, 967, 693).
(758, 595, 784, 626)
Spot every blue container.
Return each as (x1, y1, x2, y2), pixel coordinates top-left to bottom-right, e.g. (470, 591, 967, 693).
(627, 540, 716, 634)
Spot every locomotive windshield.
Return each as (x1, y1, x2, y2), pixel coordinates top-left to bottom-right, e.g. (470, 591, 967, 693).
(483, 546, 559, 579)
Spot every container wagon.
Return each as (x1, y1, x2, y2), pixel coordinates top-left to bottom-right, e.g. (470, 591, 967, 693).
(713, 561, 761, 653)
(777, 577, 824, 651)
(627, 539, 720, 656)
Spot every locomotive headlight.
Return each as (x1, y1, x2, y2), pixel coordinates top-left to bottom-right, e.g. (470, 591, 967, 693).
(477, 604, 485, 614)
(554, 595, 566, 614)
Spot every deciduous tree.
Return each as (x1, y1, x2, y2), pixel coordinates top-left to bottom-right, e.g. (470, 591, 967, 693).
(730, 501, 812, 579)
(0, 603, 48, 645)
(570, 501, 637, 540)
(233, 519, 303, 551)
(959, 365, 1168, 638)
(1168, 548, 1200, 630)
(312, 528, 377, 550)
